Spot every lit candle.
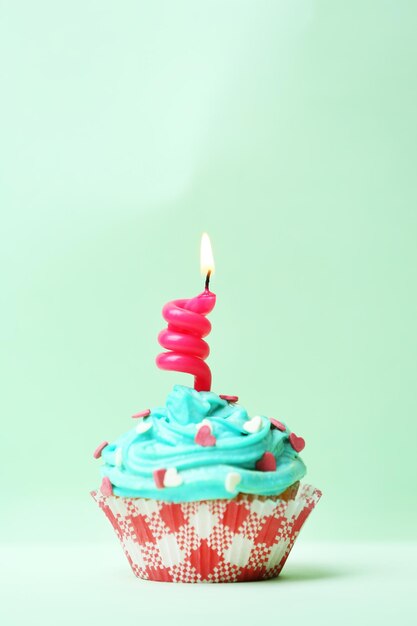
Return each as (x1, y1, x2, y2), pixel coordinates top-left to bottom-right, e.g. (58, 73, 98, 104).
(156, 233, 216, 391)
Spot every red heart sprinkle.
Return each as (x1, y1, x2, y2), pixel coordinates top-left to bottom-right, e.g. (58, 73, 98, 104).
(219, 394, 239, 403)
(269, 418, 286, 432)
(255, 451, 277, 472)
(153, 468, 167, 489)
(100, 477, 113, 496)
(289, 432, 305, 453)
(93, 441, 109, 459)
(195, 425, 216, 447)
(132, 409, 151, 419)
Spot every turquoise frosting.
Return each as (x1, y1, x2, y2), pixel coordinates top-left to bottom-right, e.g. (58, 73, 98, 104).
(100, 385, 306, 502)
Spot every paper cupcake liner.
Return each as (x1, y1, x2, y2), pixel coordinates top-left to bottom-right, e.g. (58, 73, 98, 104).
(91, 483, 321, 583)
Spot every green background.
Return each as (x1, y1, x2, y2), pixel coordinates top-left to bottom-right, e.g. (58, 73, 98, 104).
(1, 0, 416, 544)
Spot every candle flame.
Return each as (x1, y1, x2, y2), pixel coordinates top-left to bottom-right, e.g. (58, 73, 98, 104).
(200, 233, 215, 276)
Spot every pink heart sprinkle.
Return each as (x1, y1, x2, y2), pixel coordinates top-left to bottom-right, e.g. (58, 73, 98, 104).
(93, 441, 109, 459)
(255, 451, 277, 472)
(289, 432, 305, 453)
(100, 477, 113, 496)
(153, 468, 167, 489)
(269, 418, 286, 432)
(219, 394, 239, 403)
(195, 425, 216, 447)
(132, 409, 151, 419)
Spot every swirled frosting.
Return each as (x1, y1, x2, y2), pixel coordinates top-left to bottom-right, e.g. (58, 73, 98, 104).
(99, 385, 306, 502)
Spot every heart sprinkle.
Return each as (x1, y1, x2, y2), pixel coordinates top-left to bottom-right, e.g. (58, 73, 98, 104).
(269, 418, 286, 432)
(243, 415, 263, 434)
(153, 468, 166, 489)
(163, 468, 183, 488)
(93, 441, 109, 459)
(195, 424, 216, 447)
(198, 418, 213, 432)
(100, 477, 113, 496)
(255, 451, 277, 472)
(132, 409, 151, 419)
(135, 419, 152, 434)
(289, 432, 305, 453)
(225, 472, 242, 493)
(220, 394, 239, 403)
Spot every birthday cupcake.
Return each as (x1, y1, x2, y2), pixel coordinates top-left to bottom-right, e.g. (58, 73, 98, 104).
(92, 386, 320, 582)
(91, 236, 321, 582)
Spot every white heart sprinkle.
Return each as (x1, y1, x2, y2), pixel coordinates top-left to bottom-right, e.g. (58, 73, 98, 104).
(163, 468, 183, 488)
(225, 472, 241, 493)
(136, 419, 152, 434)
(243, 415, 262, 434)
(196, 418, 213, 433)
(114, 447, 123, 467)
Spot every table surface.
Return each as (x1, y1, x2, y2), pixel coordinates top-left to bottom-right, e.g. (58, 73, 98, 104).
(1, 541, 416, 626)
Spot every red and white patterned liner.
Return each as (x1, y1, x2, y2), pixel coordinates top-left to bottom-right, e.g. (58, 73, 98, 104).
(91, 483, 321, 583)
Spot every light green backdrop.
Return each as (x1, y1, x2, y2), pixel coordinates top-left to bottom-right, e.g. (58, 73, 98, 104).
(1, 1, 416, 542)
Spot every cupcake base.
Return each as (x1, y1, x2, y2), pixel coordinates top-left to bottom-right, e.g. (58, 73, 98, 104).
(91, 483, 321, 583)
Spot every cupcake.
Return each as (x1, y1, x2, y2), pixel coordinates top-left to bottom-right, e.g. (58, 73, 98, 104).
(91, 384, 321, 582)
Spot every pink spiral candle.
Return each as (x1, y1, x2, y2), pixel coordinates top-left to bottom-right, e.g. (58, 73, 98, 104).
(156, 287, 216, 392)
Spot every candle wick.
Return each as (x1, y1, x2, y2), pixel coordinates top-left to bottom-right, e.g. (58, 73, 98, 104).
(205, 270, 211, 291)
